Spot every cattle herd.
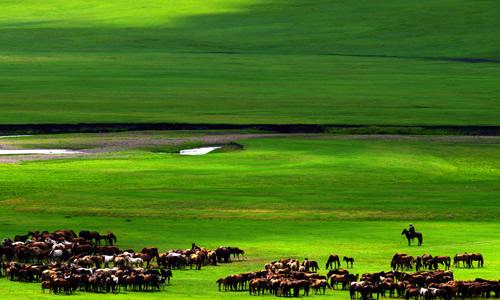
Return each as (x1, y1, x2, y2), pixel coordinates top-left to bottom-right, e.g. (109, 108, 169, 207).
(217, 254, 498, 299)
(0, 229, 243, 295)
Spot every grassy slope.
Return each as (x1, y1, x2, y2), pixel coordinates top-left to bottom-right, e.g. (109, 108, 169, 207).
(1, 0, 499, 125)
(0, 135, 499, 298)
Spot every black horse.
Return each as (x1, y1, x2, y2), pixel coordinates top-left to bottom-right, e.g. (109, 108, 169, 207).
(14, 232, 34, 242)
(401, 229, 423, 246)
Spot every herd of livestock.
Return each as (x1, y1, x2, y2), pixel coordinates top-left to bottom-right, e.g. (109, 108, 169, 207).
(0, 230, 497, 298)
(217, 255, 498, 298)
(0, 230, 243, 294)
(391, 253, 484, 271)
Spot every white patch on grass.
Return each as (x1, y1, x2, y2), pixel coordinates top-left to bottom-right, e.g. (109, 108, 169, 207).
(179, 146, 221, 156)
(0, 149, 82, 155)
(0, 135, 32, 139)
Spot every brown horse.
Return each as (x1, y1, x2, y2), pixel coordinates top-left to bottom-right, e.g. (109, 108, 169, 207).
(72, 244, 93, 256)
(302, 260, 319, 272)
(330, 274, 349, 290)
(189, 254, 203, 270)
(453, 253, 483, 268)
(429, 256, 451, 270)
(141, 247, 159, 260)
(421, 253, 433, 268)
(454, 253, 470, 268)
(311, 279, 330, 295)
(135, 253, 153, 268)
(326, 254, 341, 269)
(343, 256, 354, 268)
(95, 233, 117, 246)
(469, 253, 484, 268)
(391, 253, 414, 270)
(96, 246, 119, 255)
(52, 230, 77, 240)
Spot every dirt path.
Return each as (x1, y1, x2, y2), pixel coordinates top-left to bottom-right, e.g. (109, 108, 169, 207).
(0, 132, 307, 163)
(1, 132, 499, 163)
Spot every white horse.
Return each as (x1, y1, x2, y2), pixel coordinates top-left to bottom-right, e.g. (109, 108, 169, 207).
(419, 287, 430, 300)
(45, 238, 57, 246)
(49, 249, 64, 262)
(102, 255, 115, 267)
(121, 252, 133, 258)
(51, 243, 66, 251)
(127, 256, 144, 268)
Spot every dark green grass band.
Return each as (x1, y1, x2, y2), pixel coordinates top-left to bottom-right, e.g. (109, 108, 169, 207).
(1, 123, 500, 136)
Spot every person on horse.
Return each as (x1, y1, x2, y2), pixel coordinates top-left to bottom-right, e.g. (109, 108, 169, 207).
(409, 224, 415, 234)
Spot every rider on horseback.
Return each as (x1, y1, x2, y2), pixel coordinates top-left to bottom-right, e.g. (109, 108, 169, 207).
(409, 224, 415, 234)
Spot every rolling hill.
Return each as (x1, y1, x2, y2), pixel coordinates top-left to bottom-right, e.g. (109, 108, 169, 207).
(1, 0, 499, 125)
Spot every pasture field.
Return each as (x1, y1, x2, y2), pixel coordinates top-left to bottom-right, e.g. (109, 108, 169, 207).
(1, 0, 500, 125)
(0, 133, 499, 299)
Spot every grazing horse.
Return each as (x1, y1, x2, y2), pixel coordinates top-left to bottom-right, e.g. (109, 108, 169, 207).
(453, 253, 470, 268)
(429, 256, 451, 270)
(229, 247, 245, 260)
(78, 231, 94, 241)
(421, 253, 433, 268)
(302, 260, 319, 272)
(469, 253, 484, 268)
(326, 254, 341, 269)
(95, 233, 117, 246)
(343, 256, 354, 268)
(391, 253, 414, 270)
(401, 229, 423, 246)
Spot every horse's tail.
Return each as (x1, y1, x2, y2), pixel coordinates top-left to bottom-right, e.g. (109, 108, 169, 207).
(419, 234, 423, 245)
(480, 255, 484, 267)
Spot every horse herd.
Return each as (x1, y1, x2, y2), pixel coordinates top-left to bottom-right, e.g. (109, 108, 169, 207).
(0, 231, 495, 298)
(216, 255, 359, 296)
(0, 230, 243, 295)
(391, 253, 484, 271)
(217, 254, 498, 299)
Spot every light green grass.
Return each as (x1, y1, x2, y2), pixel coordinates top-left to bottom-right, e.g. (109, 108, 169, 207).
(0, 135, 499, 298)
(1, 1, 499, 125)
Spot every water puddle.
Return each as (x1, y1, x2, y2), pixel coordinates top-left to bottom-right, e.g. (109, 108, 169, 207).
(0, 149, 82, 155)
(179, 147, 221, 156)
(0, 135, 32, 139)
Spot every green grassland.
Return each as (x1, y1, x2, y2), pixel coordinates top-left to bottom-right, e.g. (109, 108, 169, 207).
(1, 0, 500, 125)
(0, 134, 499, 299)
